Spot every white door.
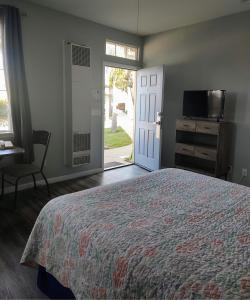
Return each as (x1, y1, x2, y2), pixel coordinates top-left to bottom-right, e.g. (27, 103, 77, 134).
(134, 66, 164, 171)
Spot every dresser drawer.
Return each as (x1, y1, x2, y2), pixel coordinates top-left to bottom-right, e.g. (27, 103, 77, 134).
(176, 119, 196, 132)
(195, 146, 217, 161)
(176, 143, 195, 156)
(196, 121, 219, 135)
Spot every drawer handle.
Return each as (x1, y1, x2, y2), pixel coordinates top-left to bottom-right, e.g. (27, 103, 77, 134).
(183, 124, 189, 127)
(201, 152, 208, 156)
(182, 148, 190, 152)
(204, 127, 211, 130)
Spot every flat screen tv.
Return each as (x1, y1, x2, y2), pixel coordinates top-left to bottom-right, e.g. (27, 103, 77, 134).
(183, 90, 225, 120)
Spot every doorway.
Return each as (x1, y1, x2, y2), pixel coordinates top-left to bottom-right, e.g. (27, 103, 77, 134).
(104, 66, 136, 170)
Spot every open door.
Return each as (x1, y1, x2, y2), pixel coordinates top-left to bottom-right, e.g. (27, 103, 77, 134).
(134, 66, 164, 171)
(103, 66, 136, 169)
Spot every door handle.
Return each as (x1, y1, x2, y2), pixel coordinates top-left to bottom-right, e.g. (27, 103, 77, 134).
(154, 112, 163, 126)
(153, 121, 161, 126)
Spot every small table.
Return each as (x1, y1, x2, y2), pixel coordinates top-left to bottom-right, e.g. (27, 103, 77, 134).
(0, 147, 25, 159)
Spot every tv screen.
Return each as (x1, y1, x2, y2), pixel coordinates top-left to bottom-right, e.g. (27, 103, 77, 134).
(183, 90, 225, 119)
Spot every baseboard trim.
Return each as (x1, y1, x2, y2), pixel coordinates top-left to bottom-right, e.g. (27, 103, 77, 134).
(4, 168, 103, 195)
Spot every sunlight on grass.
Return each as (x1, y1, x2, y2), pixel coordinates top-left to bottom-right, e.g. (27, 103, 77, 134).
(104, 127, 132, 149)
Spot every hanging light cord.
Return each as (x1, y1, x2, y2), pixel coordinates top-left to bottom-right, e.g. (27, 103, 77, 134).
(137, 0, 140, 34)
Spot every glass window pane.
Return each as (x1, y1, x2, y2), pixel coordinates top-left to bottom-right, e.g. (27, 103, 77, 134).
(0, 36, 3, 69)
(106, 40, 139, 61)
(127, 47, 137, 60)
(106, 42, 115, 56)
(116, 44, 126, 58)
(0, 28, 11, 132)
(0, 70, 6, 90)
(0, 91, 7, 100)
(0, 98, 9, 131)
(0, 50, 3, 69)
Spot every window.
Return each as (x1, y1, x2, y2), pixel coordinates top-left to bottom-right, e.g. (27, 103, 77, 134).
(0, 31, 12, 133)
(106, 40, 139, 61)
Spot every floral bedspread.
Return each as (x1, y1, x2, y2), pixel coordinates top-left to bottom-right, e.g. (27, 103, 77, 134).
(21, 168, 250, 299)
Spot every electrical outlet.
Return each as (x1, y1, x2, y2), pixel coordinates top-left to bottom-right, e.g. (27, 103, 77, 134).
(242, 168, 248, 177)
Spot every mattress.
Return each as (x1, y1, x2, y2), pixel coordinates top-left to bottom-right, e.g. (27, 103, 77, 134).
(21, 168, 250, 299)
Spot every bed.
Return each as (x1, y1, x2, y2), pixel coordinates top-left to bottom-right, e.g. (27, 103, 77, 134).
(21, 168, 250, 299)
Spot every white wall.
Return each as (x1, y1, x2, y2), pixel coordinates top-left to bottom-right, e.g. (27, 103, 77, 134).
(1, 0, 143, 179)
(143, 11, 250, 185)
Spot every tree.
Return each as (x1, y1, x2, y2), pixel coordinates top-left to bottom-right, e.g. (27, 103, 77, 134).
(109, 68, 135, 105)
(108, 68, 136, 133)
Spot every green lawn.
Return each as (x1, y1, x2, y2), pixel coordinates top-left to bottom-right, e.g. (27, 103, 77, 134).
(104, 127, 132, 149)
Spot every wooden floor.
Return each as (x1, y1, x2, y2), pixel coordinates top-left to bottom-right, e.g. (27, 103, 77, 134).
(0, 165, 148, 299)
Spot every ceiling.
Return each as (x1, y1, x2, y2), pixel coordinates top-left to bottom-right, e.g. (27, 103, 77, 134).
(26, 0, 250, 36)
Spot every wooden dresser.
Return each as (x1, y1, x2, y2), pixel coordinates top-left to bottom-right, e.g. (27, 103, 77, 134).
(175, 118, 231, 178)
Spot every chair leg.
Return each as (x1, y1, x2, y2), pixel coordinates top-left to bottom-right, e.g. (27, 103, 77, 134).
(14, 178, 19, 208)
(1, 173, 4, 198)
(32, 174, 37, 189)
(41, 171, 50, 197)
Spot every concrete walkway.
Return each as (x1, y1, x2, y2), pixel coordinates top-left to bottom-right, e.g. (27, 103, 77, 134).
(104, 144, 133, 169)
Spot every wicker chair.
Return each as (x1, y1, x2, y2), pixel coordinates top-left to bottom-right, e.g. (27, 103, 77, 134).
(1, 130, 51, 206)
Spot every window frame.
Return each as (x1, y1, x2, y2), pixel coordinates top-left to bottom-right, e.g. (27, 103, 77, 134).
(105, 40, 140, 61)
(0, 30, 13, 137)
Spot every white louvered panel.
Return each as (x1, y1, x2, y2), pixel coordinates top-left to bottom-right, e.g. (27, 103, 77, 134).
(63, 41, 92, 167)
(72, 132, 90, 167)
(72, 151, 90, 167)
(73, 132, 90, 152)
(72, 45, 90, 67)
